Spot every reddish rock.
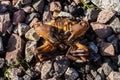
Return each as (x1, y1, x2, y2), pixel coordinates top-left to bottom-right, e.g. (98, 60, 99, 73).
(50, 1, 61, 11)
(13, 10, 25, 25)
(0, 13, 10, 34)
(97, 10, 116, 23)
(91, 22, 112, 38)
(73, 0, 81, 5)
(6, 34, 24, 65)
(99, 42, 114, 56)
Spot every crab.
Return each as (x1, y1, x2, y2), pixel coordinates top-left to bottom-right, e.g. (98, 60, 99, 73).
(33, 17, 89, 62)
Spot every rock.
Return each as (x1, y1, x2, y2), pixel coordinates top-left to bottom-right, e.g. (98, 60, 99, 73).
(25, 28, 40, 41)
(29, 18, 39, 28)
(35, 62, 42, 72)
(91, 0, 120, 12)
(0, 37, 3, 52)
(25, 69, 37, 79)
(12, 0, 19, 5)
(13, 10, 25, 25)
(1, 1, 11, 6)
(58, 11, 73, 18)
(41, 60, 53, 79)
(0, 13, 10, 34)
(99, 42, 115, 56)
(26, 13, 40, 24)
(13, 0, 22, 9)
(73, 0, 81, 5)
(108, 71, 120, 80)
(117, 34, 120, 40)
(86, 74, 94, 80)
(83, 0, 91, 3)
(33, 0, 44, 13)
(6, 34, 24, 65)
(89, 42, 98, 53)
(53, 56, 70, 77)
(97, 67, 105, 80)
(110, 17, 120, 33)
(97, 10, 116, 23)
(102, 62, 113, 76)
(25, 41, 37, 62)
(84, 8, 100, 21)
(7, 24, 13, 34)
(0, 4, 7, 13)
(23, 75, 32, 80)
(17, 23, 30, 36)
(117, 55, 120, 66)
(65, 67, 79, 80)
(0, 58, 5, 69)
(50, 1, 62, 11)
(94, 75, 102, 80)
(90, 70, 97, 78)
(91, 22, 112, 38)
(22, 6, 34, 13)
(21, 0, 32, 5)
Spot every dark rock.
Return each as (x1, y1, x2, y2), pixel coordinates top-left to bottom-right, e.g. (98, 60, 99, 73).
(21, 0, 32, 5)
(97, 9, 116, 23)
(89, 42, 98, 53)
(0, 4, 7, 13)
(86, 74, 94, 80)
(108, 71, 120, 80)
(50, 1, 61, 11)
(13, 10, 25, 25)
(25, 41, 37, 62)
(33, 0, 44, 13)
(6, 34, 24, 65)
(0, 13, 10, 34)
(91, 22, 112, 38)
(65, 67, 79, 80)
(0, 37, 3, 52)
(0, 58, 5, 69)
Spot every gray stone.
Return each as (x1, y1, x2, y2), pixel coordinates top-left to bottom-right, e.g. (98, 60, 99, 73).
(23, 75, 32, 80)
(97, 9, 116, 23)
(25, 28, 40, 41)
(91, 0, 120, 12)
(90, 70, 97, 78)
(118, 55, 120, 66)
(0, 13, 10, 34)
(102, 62, 113, 76)
(17, 23, 30, 36)
(94, 75, 102, 80)
(53, 56, 70, 77)
(7, 24, 13, 34)
(6, 34, 24, 65)
(97, 67, 105, 79)
(58, 11, 73, 18)
(41, 60, 53, 79)
(0, 58, 5, 68)
(33, 0, 44, 13)
(22, 6, 34, 13)
(89, 42, 98, 53)
(35, 62, 42, 72)
(0, 37, 3, 52)
(29, 18, 39, 28)
(108, 71, 120, 80)
(0, 4, 7, 13)
(110, 17, 120, 33)
(21, 0, 32, 5)
(26, 13, 40, 24)
(65, 67, 79, 80)
(25, 41, 37, 62)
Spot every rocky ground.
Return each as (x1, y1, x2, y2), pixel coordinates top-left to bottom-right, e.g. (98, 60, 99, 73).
(0, 0, 120, 80)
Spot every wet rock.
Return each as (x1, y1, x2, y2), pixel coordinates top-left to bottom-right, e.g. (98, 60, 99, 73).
(91, 22, 112, 38)
(0, 13, 10, 34)
(41, 60, 53, 79)
(84, 8, 100, 21)
(65, 67, 79, 80)
(91, 0, 120, 12)
(25, 41, 37, 62)
(33, 0, 44, 13)
(97, 10, 116, 23)
(108, 71, 120, 80)
(0, 37, 3, 52)
(25, 28, 40, 41)
(94, 74, 102, 80)
(0, 4, 7, 13)
(13, 10, 25, 25)
(17, 23, 30, 36)
(21, 0, 32, 5)
(73, 0, 81, 5)
(102, 62, 113, 76)
(50, 1, 62, 11)
(58, 11, 73, 18)
(89, 42, 98, 53)
(26, 13, 40, 24)
(29, 18, 39, 28)
(0, 58, 5, 69)
(22, 6, 34, 13)
(110, 17, 120, 33)
(99, 42, 115, 56)
(53, 56, 70, 77)
(6, 34, 24, 65)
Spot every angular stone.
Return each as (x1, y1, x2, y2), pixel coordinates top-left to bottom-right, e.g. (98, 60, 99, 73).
(6, 34, 24, 65)
(110, 17, 120, 33)
(91, 0, 120, 12)
(29, 18, 39, 28)
(17, 23, 30, 36)
(22, 6, 34, 13)
(0, 37, 3, 52)
(90, 70, 97, 78)
(73, 0, 81, 5)
(12, 0, 22, 9)
(99, 42, 115, 56)
(33, 0, 44, 13)
(13, 10, 25, 25)
(97, 10, 116, 23)
(50, 1, 61, 11)
(91, 22, 112, 38)
(25, 28, 40, 41)
(58, 11, 73, 18)
(25, 41, 37, 62)
(97, 67, 105, 80)
(65, 67, 79, 80)
(0, 13, 10, 34)
(108, 71, 120, 80)
(35, 62, 42, 73)
(89, 42, 98, 53)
